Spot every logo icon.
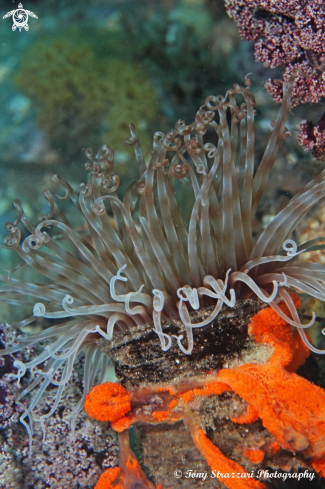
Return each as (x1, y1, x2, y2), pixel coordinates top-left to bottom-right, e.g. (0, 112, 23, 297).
(3, 3, 38, 32)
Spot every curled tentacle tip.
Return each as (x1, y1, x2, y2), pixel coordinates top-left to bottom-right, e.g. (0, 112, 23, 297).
(63, 295, 74, 305)
(33, 302, 46, 317)
(93, 202, 106, 215)
(282, 239, 305, 257)
(152, 289, 164, 312)
(124, 136, 137, 146)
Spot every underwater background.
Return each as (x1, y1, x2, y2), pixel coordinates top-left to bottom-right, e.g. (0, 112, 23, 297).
(1, 0, 325, 317)
(1, 0, 325, 488)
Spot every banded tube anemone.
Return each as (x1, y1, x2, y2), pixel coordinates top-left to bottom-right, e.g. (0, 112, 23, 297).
(1, 74, 325, 452)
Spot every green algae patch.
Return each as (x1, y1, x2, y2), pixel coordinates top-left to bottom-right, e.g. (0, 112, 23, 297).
(15, 31, 157, 162)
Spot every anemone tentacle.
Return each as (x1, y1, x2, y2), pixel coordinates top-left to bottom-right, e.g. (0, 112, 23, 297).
(2, 73, 325, 452)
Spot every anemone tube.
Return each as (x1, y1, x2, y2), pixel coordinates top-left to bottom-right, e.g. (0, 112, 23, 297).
(1, 73, 325, 457)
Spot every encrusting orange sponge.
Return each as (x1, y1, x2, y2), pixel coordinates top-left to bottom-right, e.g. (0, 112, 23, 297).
(218, 295, 325, 458)
(84, 382, 131, 423)
(187, 420, 266, 489)
(94, 431, 161, 489)
(244, 448, 265, 464)
(94, 467, 122, 489)
(312, 458, 325, 478)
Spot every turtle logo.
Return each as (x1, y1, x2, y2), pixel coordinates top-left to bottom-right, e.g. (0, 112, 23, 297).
(3, 3, 38, 32)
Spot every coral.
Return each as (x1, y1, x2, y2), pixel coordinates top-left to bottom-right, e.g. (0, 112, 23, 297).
(225, 0, 325, 105)
(0, 354, 119, 489)
(0, 373, 25, 428)
(298, 112, 325, 161)
(225, 0, 325, 159)
(85, 297, 325, 487)
(15, 33, 157, 159)
(0, 324, 34, 429)
(0, 409, 119, 489)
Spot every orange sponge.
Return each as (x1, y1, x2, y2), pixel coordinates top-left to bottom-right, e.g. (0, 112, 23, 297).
(191, 427, 266, 489)
(218, 298, 325, 458)
(244, 448, 265, 464)
(84, 382, 131, 422)
(312, 457, 325, 478)
(94, 467, 121, 489)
